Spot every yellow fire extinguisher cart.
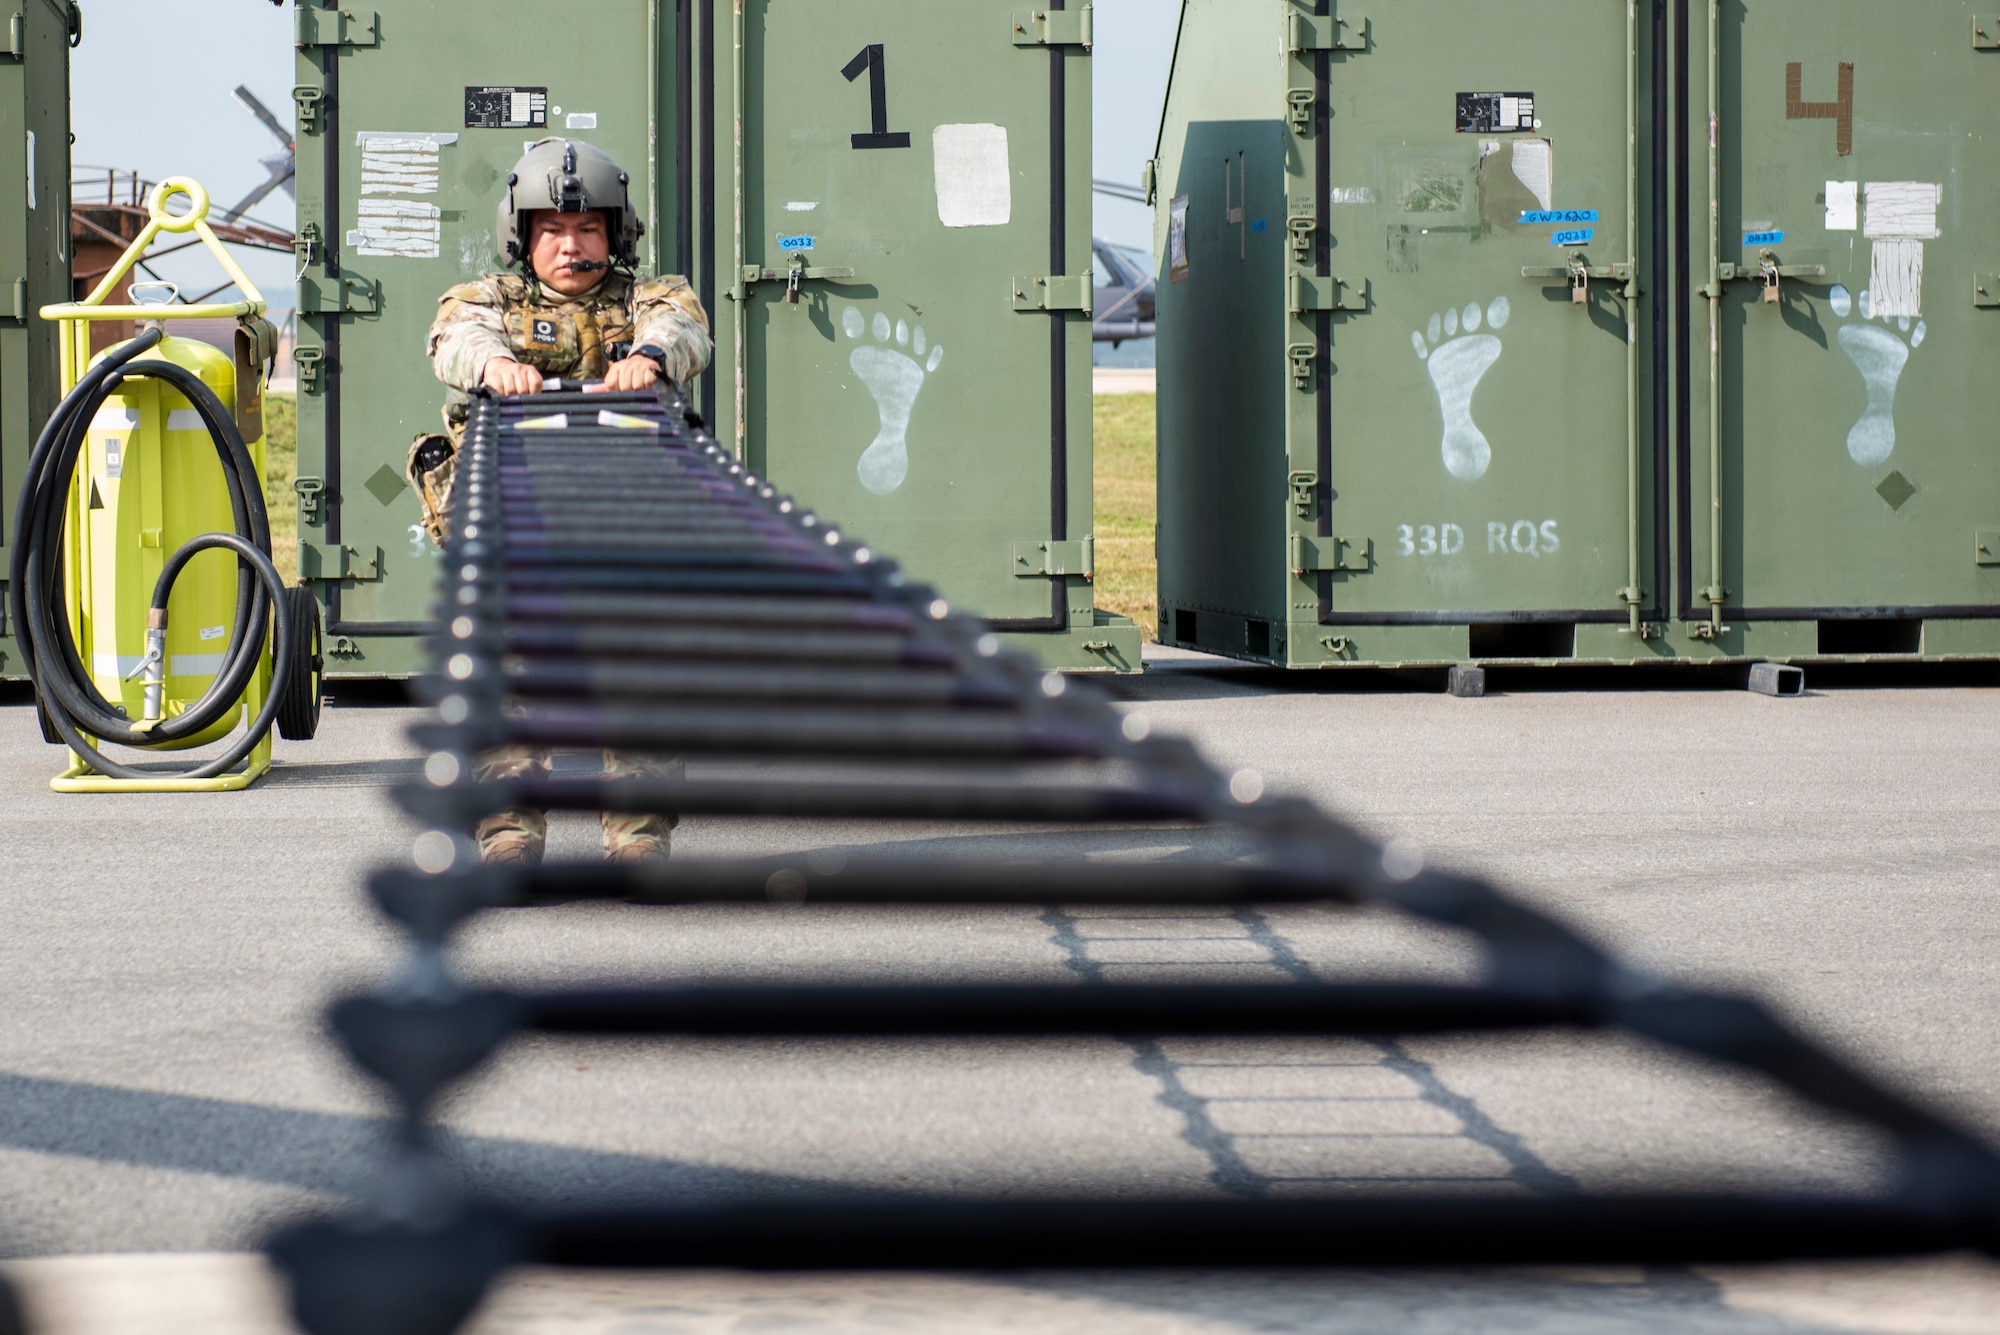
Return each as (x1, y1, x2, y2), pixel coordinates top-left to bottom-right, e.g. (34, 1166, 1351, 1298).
(12, 177, 322, 792)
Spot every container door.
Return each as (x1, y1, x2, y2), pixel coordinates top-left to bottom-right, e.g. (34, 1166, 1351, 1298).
(1690, 1, 2000, 637)
(293, 0, 664, 668)
(0, 0, 72, 678)
(1313, 0, 1657, 644)
(706, 0, 1090, 627)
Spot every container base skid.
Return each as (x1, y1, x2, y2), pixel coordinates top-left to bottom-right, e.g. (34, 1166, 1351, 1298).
(317, 613, 1143, 680)
(1156, 611, 2000, 672)
(997, 609, 1143, 674)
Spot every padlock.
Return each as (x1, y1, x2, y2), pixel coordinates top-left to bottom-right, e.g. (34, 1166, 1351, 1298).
(1570, 265, 1589, 305)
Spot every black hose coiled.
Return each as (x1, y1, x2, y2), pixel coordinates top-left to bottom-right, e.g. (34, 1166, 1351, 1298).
(8, 327, 295, 780)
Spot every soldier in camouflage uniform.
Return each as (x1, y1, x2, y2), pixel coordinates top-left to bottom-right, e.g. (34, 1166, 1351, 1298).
(419, 138, 710, 867)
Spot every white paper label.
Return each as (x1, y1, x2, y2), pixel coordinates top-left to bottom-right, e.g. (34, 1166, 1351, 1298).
(1868, 239, 1925, 317)
(1510, 139, 1554, 212)
(931, 123, 1012, 228)
(355, 133, 455, 196)
(1825, 180, 1858, 231)
(565, 111, 598, 129)
(1864, 182, 1942, 240)
(199, 625, 227, 641)
(353, 199, 443, 258)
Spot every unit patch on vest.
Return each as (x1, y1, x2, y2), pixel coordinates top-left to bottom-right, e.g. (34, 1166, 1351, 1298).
(525, 316, 560, 349)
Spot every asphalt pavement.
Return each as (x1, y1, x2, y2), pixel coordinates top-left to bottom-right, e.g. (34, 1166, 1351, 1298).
(0, 649, 1996, 1333)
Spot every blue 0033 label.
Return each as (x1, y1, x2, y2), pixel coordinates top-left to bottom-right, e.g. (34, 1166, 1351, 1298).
(1743, 230, 1784, 246)
(1551, 228, 1594, 246)
(777, 234, 815, 251)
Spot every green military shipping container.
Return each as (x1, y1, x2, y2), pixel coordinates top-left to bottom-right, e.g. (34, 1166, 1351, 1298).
(0, 0, 80, 678)
(1684, 1, 2000, 661)
(1151, 0, 2000, 670)
(1153, 0, 1668, 668)
(290, 0, 1137, 676)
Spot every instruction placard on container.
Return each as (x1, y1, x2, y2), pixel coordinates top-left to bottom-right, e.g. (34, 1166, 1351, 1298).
(1457, 92, 1536, 133)
(464, 86, 548, 129)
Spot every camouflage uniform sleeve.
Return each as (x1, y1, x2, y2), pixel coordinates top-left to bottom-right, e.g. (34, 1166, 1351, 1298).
(428, 277, 517, 390)
(630, 276, 713, 385)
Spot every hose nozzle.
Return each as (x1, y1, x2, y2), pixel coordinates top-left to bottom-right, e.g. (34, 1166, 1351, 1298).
(128, 610, 170, 724)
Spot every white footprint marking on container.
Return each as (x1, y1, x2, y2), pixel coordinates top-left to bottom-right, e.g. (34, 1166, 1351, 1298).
(1411, 297, 1509, 480)
(1830, 285, 1925, 467)
(842, 304, 944, 495)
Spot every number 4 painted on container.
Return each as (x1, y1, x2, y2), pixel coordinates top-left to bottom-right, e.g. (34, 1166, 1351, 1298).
(842, 44, 912, 149)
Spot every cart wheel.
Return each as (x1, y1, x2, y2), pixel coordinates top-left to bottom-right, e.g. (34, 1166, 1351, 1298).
(276, 584, 324, 741)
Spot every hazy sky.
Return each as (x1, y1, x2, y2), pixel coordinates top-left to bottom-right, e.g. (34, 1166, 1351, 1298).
(1090, 0, 1179, 257)
(71, 1, 300, 306)
(70, 1, 1180, 309)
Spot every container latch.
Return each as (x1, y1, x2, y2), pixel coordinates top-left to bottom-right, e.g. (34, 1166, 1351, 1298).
(1288, 342, 1316, 389)
(293, 346, 325, 395)
(294, 476, 326, 526)
(1286, 89, 1315, 135)
(293, 85, 325, 135)
(1288, 471, 1317, 519)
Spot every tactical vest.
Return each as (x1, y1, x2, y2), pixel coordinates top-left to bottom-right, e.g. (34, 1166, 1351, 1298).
(440, 272, 639, 429)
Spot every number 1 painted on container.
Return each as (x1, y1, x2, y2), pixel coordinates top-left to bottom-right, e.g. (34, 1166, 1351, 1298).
(842, 44, 912, 149)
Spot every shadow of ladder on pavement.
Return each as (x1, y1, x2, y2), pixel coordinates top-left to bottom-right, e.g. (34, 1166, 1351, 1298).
(1041, 907, 1578, 1199)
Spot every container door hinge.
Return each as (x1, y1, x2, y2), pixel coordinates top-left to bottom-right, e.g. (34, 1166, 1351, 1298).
(295, 7, 378, 47)
(1016, 535, 1096, 575)
(1140, 159, 1158, 205)
(1011, 274, 1092, 313)
(1976, 273, 2000, 307)
(298, 273, 379, 314)
(3, 8, 23, 58)
(7, 278, 24, 322)
(293, 476, 326, 525)
(1290, 533, 1371, 575)
(1977, 529, 2000, 565)
(1011, 6, 1092, 46)
(1288, 273, 1368, 313)
(302, 542, 382, 582)
(1286, 12, 1368, 52)
(1013, 537, 1093, 577)
(1288, 471, 1317, 518)
(1976, 15, 2000, 48)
